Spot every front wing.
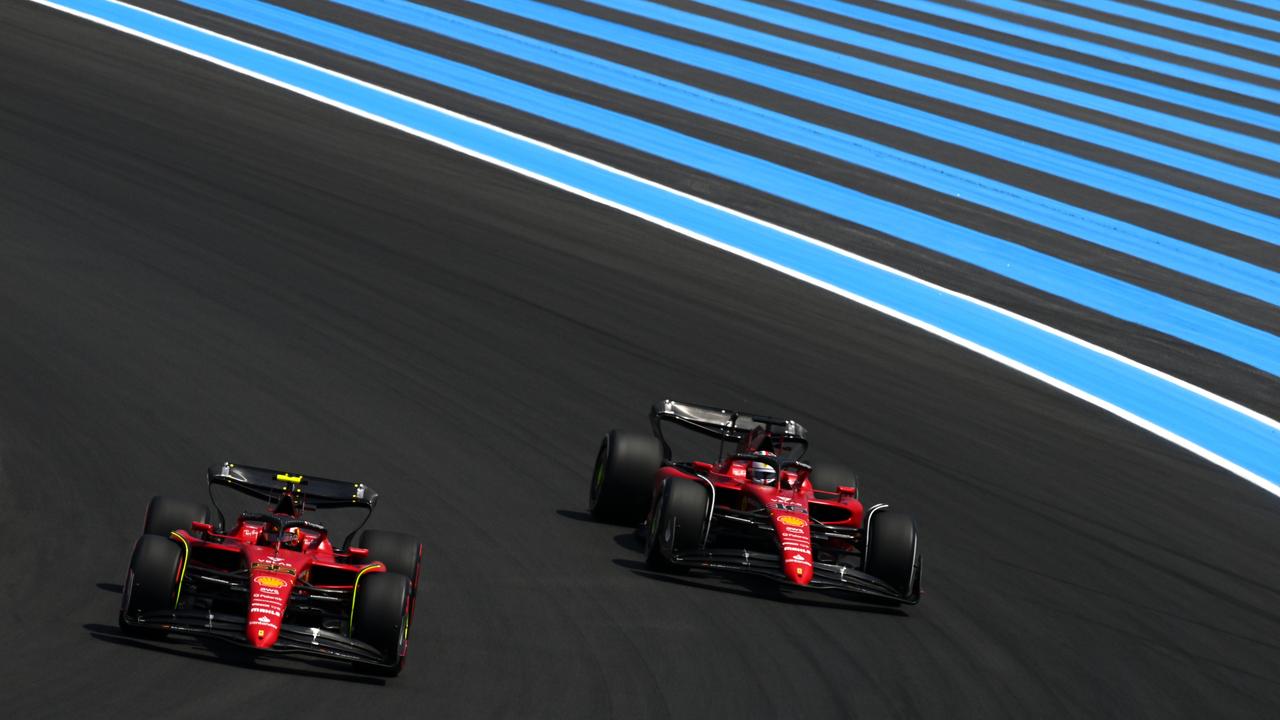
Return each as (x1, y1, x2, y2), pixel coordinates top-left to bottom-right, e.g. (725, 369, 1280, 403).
(667, 547, 919, 604)
(122, 564, 396, 668)
(120, 609, 393, 666)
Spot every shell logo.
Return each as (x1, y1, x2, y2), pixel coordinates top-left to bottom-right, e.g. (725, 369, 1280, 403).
(254, 575, 288, 589)
(777, 515, 806, 528)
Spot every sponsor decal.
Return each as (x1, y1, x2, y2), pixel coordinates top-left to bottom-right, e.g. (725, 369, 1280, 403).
(251, 562, 296, 575)
(777, 515, 806, 528)
(258, 586, 280, 596)
(791, 553, 807, 562)
(250, 605, 282, 616)
(276, 472, 302, 483)
(254, 575, 288, 589)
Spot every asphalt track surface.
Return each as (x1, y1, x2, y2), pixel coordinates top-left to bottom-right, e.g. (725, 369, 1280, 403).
(2, 2, 1280, 718)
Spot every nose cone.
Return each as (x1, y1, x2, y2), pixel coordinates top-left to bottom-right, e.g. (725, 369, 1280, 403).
(246, 573, 293, 649)
(772, 513, 814, 586)
(785, 557, 814, 585)
(247, 620, 280, 649)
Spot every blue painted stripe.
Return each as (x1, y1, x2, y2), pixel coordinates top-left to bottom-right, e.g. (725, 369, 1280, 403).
(785, 0, 1280, 132)
(1151, 0, 1280, 37)
(466, 0, 1280, 243)
(582, 0, 1280, 198)
(1058, 0, 1280, 57)
(969, 0, 1280, 82)
(695, 0, 1280, 162)
(340, 0, 1280, 308)
(41, 0, 1280, 493)
(879, 0, 1280, 106)
(179, 0, 1280, 376)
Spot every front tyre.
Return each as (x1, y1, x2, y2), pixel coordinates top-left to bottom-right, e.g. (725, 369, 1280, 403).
(119, 534, 183, 635)
(644, 478, 710, 572)
(356, 531, 422, 590)
(142, 496, 210, 536)
(589, 430, 663, 525)
(808, 464, 858, 497)
(351, 572, 412, 677)
(862, 510, 919, 599)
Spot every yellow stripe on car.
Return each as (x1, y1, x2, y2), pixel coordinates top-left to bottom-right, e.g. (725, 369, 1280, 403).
(168, 531, 192, 608)
(348, 562, 385, 633)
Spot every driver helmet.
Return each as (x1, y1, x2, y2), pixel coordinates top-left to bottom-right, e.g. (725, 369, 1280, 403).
(747, 452, 777, 485)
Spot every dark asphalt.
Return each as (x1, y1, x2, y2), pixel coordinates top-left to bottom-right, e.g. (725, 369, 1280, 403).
(2, 2, 1280, 718)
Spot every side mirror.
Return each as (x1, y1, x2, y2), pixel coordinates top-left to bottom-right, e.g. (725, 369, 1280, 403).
(190, 521, 214, 535)
(837, 485, 857, 499)
(346, 546, 369, 558)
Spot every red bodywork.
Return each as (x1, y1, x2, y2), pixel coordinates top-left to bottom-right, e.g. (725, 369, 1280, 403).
(173, 516, 386, 651)
(656, 458, 862, 587)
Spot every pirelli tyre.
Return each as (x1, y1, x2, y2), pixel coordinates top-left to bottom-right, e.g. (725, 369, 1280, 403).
(351, 571, 413, 676)
(356, 530, 422, 584)
(644, 478, 710, 572)
(589, 430, 663, 525)
(119, 534, 183, 635)
(142, 495, 211, 536)
(356, 529, 423, 618)
(862, 510, 920, 599)
(807, 464, 858, 497)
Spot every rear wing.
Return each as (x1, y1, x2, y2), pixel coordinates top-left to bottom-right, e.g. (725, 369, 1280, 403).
(649, 399, 808, 459)
(208, 462, 378, 510)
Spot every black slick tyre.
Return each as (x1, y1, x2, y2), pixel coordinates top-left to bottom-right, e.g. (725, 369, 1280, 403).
(808, 464, 858, 497)
(644, 478, 709, 572)
(119, 534, 183, 635)
(356, 529, 423, 620)
(142, 496, 210, 536)
(351, 571, 412, 676)
(356, 530, 422, 586)
(589, 430, 663, 525)
(862, 510, 919, 598)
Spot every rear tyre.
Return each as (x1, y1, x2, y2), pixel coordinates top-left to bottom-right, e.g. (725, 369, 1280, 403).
(351, 572, 412, 677)
(808, 464, 858, 497)
(356, 529, 423, 616)
(119, 534, 183, 635)
(862, 510, 919, 598)
(589, 430, 663, 525)
(644, 478, 709, 572)
(142, 496, 210, 536)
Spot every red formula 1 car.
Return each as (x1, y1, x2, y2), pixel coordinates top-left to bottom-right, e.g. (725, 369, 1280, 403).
(589, 401, 920, 604)
(119, 463, 422, 675)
